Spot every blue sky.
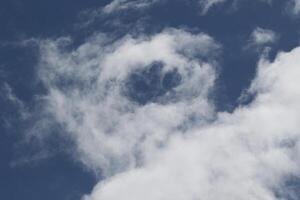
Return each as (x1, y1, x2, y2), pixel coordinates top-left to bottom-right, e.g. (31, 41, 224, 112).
(1, 1, 300, 200)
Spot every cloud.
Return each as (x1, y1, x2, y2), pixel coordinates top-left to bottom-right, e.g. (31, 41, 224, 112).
(198, 0, 227, 14)
(245, 27, 279, 53)
(102, 0, 161, 14)
(36, 28, 220, 175)
(82, 44, 300, 200)
(0, 82, 29, 123)
(250, 27, 278, 46)
(288, 0, 300, 15)
(294, 0, 300, 13)
(198, 0, 273, 14)
(101, 0, 273, 15)
(101, 0, 225, 15)
(99, 0, 300, 17)
(34, 21, 300, 199)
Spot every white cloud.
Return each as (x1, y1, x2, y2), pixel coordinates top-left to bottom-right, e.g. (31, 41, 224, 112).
(250, 27, 278, 46)
(35, 25, 300, 200)
(102, 0, 161, 14)
(198, 0, 271, 14)
(101, 0, 273, 15)
(102, 0, 224, 14)
(198, 0, 227, 14)
(36, 28, 220, 175)
(245, 27, 279, 53)
(0, 82, 29, 120)
(99, 0, 300, 16)
(82, 44, 300, 200)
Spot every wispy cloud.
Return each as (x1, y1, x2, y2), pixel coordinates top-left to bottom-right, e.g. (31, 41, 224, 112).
(83, 43, 300, 200)
(0, 82, 29, 122)
(102, 0, 161, 14)
(198, 0, 227, 14)
(250, 27, 278, 46)
(100, 0, 272, 15)
(33, 22, 300, 199)
(245, 27, 279, 53)
(36, 28, 220, 175)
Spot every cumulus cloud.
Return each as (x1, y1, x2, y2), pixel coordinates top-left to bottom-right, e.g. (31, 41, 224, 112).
(82, 43, 300, 200)
(34, 20, 300, 200)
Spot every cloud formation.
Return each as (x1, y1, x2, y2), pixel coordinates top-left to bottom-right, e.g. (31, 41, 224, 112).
(101, 0, 300, 16)
(245, 27, 279, 53)
(37, 28, 220, 175)
(102, 0, 160, 13)
(82, 43, 300, 200)
(197, 0, 226, 14)
(102, 0, 224, 14)
(35, 21, 300, 200)
(101, 0, 270, 15)
(250, 27, 278, 46)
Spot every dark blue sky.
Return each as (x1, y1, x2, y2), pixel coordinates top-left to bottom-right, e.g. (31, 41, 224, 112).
(1, 1, 300, 200)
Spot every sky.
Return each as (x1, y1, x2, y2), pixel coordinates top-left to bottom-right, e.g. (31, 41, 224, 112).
(1, 0, 300, 200)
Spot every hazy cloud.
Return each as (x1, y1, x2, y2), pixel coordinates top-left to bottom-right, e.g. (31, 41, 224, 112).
(289, 0, 300, 15)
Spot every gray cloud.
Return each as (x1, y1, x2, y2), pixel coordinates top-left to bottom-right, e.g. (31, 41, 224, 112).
(288, 0, 300, 15)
